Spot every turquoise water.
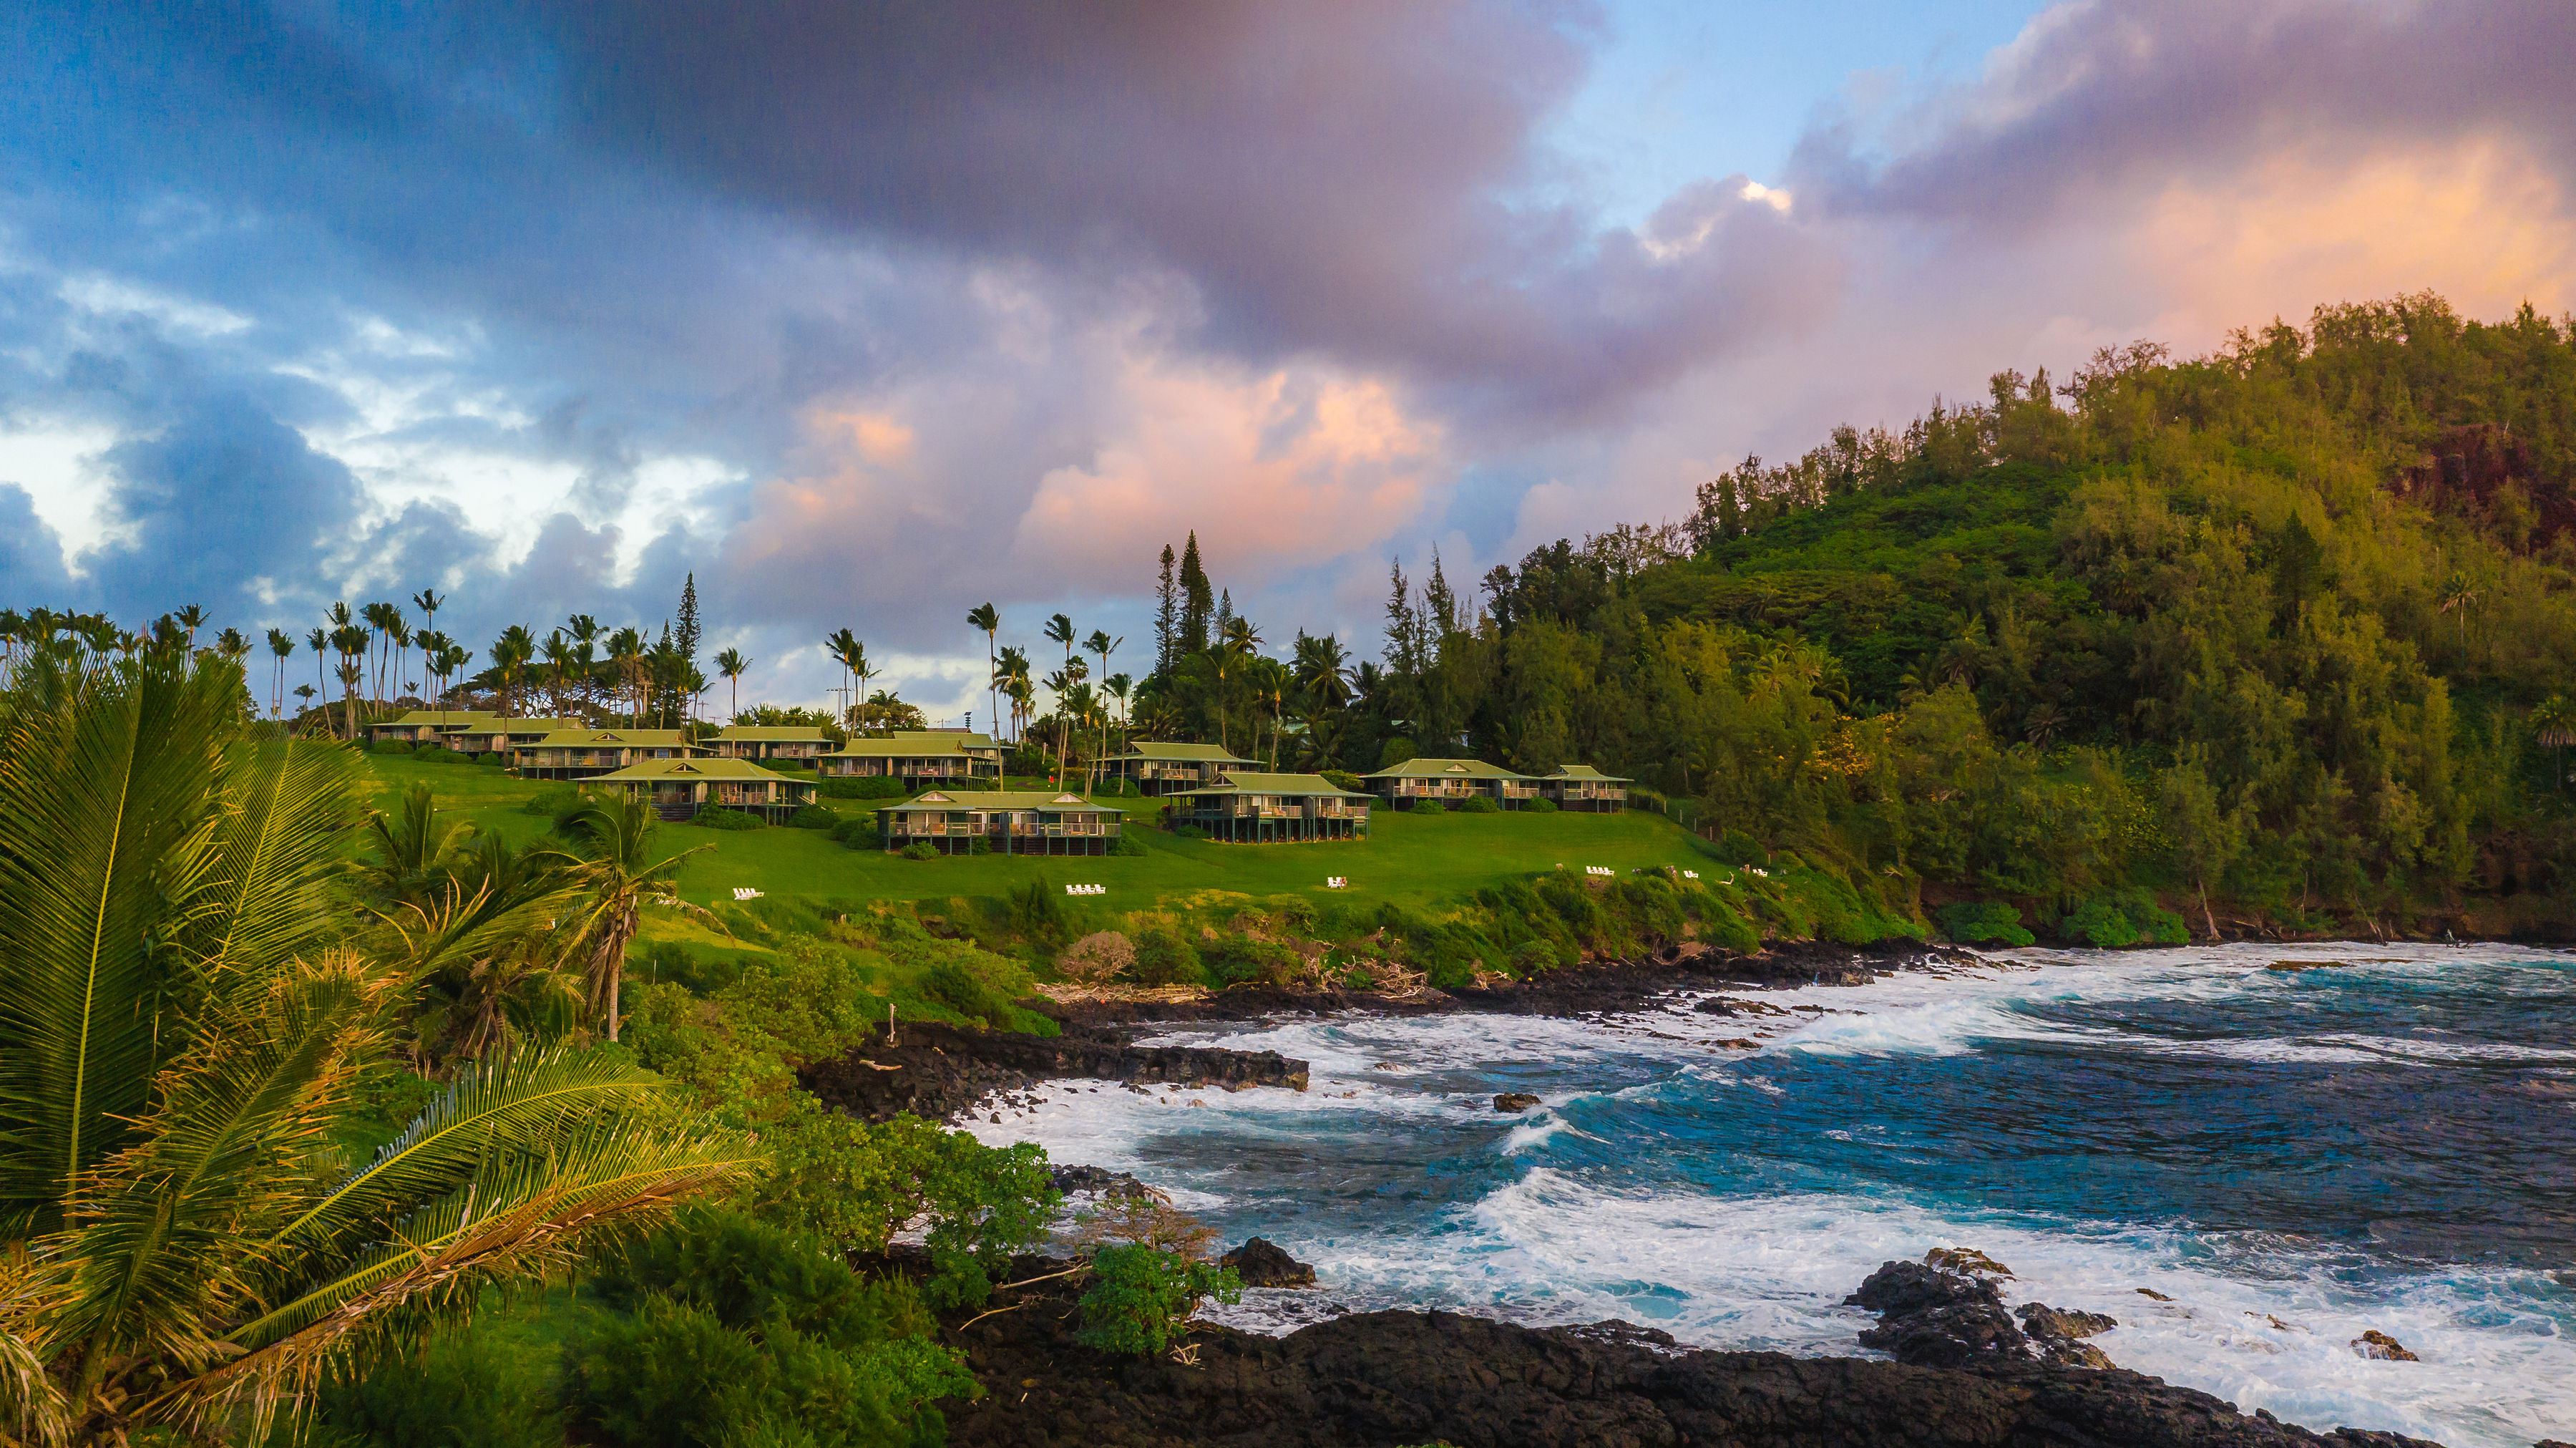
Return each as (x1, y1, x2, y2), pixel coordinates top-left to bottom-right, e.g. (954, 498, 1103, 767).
(965, 945, 2576, 1446)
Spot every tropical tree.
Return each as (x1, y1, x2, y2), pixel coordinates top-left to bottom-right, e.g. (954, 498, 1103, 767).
(412, 588, 444, 653)
(1211, 617, 1262, 753)
(715, 648, 750, 720)
(2436, 570, 2479, 652)
(172, 603, 207, 649)
(264, 629, 296, 719)
(994, 647, 1033, 742)
(1044, 614, 1075, 779)
(306, 626, 328, 704)
(2535, 695, 2576, 790)
(492, 625, 537, 717)
(557, 795, 718, 1042)
(1292, 632, 1353, 710)
(1085, 630, 1121, 795)
(967, 603, 1000, 742)
(331, 625, 370, 741)
(1251, 654, 1291, 770)
(0, 651, 754, 1447)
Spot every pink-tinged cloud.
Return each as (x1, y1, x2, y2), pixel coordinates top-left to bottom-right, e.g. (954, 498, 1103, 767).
(1015, 362, 1445, 585)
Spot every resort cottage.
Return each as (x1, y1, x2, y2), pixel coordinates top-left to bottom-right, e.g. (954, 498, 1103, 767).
(369, 709, 498, 747)
(590, 757, 817, 823)
(1108, 741, 1254, 796)
(515, 729, 706, 780)
(449, 716, 587, 759)
(1538, 764, 1630, 812)
(819, 730, 1004, 789)
(1361, 757, 1539, 810)
(1168, 772, 1371, 842)
(874, 789, 1123, 855)
(708, 724, 832, 764)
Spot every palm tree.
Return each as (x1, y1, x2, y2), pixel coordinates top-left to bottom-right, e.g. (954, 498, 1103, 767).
(2437, 570, 2479, 653)
(716, 648, 750, 721)
(542, 630, 575, 718)
(306, 626, 329, 704)
(494, 625, 537, 716)
(413, 587, 445, 652)
(2535, 695, 2576, 790)
(1252, 655, 1291, 770)
(1085, 630, 1121, 795)
(605, 628, 645, 724)
(331, 623, 370, 740)
(559, 795, 717, 1042)
(389, 616, 415, 701)
(265, 628, 294, 717)
(361, 602, 398, 703)
(967, 603, 1000, 741)
(0, 652, 753, 1446)
(172, 603, 207, 649)
(1106, 672, 1133, 772)
(1212, 616, 1262, 753)
(1044, 614, 1075, 784)
(1292, 632, 1354, 709)
(994, 646, 1032, 742)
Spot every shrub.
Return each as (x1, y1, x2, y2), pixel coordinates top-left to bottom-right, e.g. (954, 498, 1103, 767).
(1507, 939, 1561, 976)
(371, 740, 414, 756)
(784, 804, 837, 830)
(1170, 822, 1208, 840)
(566, 1209, 974, 1448)
(967, 833, 992, 855)
(316, 1322, 560, 1448)
(1005, 876, 1065, 940)
(1452, 795, 1499, 814)
(1378, 737, 1417, 768)
(693, 807, 764, 831)
(1319, 769, 1367, 792)
(900, 842, 940, 860)
(819, 775, 909, 800)
(1112, 829, 1148, 855)
(1131, 928, 1204, 986)
(1075, 1245, 1242, 1357)
(410, 744, 458, 764)
(828, 817, 881, 849)
(1408, 799, 1445, 815)
(921, 962, 1020, 1026)
(524, 783, 586, 817)
(1938, 901, 2035, 946)
(1058, 931, 1136, 984)
(477, 749, 505, 765)
(1524, 796, 1558, 813)
(1201, 934, 1298, 988)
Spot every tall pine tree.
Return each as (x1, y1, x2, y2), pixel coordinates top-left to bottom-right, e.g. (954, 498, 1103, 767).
(1179, 533, 1213, 655)
(1154, 543, 1179, 677)
(674, 573, 701, 722)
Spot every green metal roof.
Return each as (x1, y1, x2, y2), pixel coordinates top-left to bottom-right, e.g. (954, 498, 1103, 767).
(525, 729, 698, 749)
(884, 729, 997, 749)
(1360, 757, 1533, 780)
(1178, 772, 1370, 798)
(826, 736, 989, 758)
(1546, 764, 1630, 782)
(714, 725, 832, 741)
(591, 758, 806, 783)
(876, 789, 1119, 814)
(386, 709, 498, 727)
(464, 716, 585, 734)
(1113, 742, 1251, 763)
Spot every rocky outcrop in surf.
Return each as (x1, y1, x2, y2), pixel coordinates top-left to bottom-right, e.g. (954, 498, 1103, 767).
(1848, 1253, 2122, 1371)
(926, 1250, 2445, 1447)
(797, 1021, 1307, 1123)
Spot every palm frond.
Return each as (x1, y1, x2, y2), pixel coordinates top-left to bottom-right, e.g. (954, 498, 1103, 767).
(167, 1123, 760, 1440)
(0, 1246, 73, 1447)
(0, 656, 238, 1231)
(53, 953, 391, 1383)
(253, 1047, 680, 1263)
(189, 742, 365, 984)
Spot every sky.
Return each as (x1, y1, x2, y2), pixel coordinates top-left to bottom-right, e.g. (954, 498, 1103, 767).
(3, 0, 2571, 719)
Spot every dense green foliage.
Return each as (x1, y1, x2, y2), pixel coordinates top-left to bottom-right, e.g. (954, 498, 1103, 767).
(1075, 1246, 1243, 1358)
(1124, 295, 2576, 933)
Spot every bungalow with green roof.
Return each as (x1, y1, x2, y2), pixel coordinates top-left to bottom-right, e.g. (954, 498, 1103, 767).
(709, 724, 833, 764)
(516, 729, 708, 781)
(446, 716, 588, 759)
(1539, 764, 1630, 812)
(369, 709, 497, 748)
(819, 730, 1002, 789)
(1361, 757, 1539, 810)
(1169, 772, 1370, 842)
(590, 757, 816, 824)
(874, 789, 1122, 855)
(1108, 741, 1254, 796)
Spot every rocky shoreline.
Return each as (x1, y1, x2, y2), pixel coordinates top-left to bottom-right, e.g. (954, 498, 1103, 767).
(905, 1246, 2449, 1448)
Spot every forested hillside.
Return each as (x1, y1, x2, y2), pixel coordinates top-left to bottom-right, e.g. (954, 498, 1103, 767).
(1345, 294, 2576, 936)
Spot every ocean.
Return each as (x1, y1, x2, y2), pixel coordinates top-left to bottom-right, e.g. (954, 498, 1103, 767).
(961, 944, 2576, 1447)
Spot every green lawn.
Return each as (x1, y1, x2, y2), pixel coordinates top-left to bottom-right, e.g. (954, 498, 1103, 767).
(361, 755, 1717, 913)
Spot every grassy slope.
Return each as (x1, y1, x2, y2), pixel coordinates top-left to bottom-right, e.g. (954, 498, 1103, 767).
(361, 756, 1720, 914)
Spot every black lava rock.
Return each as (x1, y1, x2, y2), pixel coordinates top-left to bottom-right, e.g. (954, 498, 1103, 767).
(1219, 1237, 1317, 1288)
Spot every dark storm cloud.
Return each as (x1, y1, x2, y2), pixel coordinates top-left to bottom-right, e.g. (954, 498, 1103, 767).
(527, 0, 1832, 421)
(82, 396, 369, 618)
(1792, 0, 2576, 227)
(0, 489, 74, 603)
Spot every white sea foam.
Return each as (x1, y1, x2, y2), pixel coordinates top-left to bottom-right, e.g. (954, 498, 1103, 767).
(957, 944, 2576, 1447)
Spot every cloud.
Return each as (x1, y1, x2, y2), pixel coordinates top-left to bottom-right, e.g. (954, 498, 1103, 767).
(529, 0, 1838, 422)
